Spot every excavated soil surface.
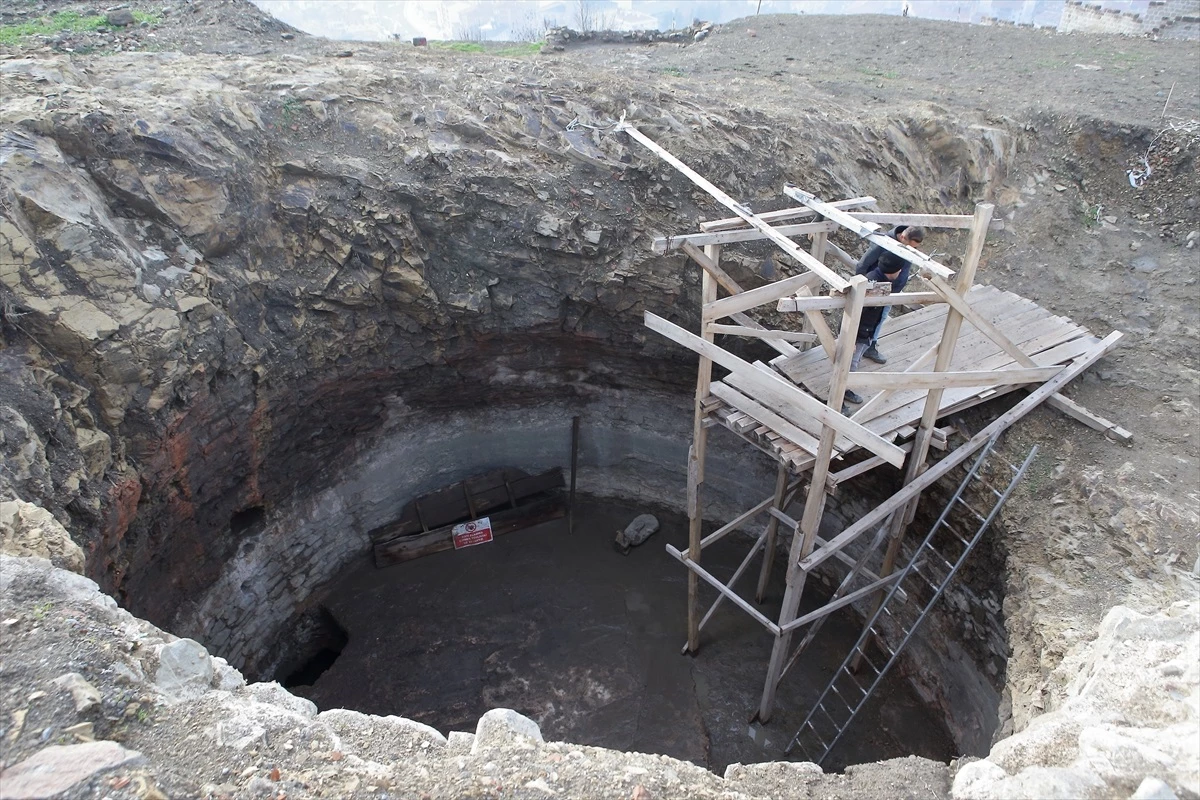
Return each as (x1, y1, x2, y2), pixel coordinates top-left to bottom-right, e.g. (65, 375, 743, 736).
(296, 498, 953, 774)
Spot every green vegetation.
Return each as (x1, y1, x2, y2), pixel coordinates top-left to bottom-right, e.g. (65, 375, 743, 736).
(658, 66, 685, 77)
(425, 40, 544, 57)
(431, 40, 487, 53)
(0, 10, 158, 45)
(496, 41, 544, 57)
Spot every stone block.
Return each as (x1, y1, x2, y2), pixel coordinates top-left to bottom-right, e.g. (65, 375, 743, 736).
(155, 638, 214, 701)
(471, 709, 544, 754)
(0, 741, 143, 799)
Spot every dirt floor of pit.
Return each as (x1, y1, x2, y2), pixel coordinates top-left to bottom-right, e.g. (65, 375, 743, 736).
(288, 497, 955, 774)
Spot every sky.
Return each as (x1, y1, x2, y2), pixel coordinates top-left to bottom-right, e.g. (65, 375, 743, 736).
(249, 0, 1151, 42)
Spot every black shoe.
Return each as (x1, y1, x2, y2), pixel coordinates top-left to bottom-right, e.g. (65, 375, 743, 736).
(864, 346, 887, 364)
(841, 404, 853, 417)
(844, 389, 864, 404)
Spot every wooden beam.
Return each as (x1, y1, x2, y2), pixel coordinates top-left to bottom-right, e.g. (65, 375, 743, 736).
(798, 330, 1123, 574)
(797, 286, 838, 360)
(686, 530, 769, 653)
(654, 220, 838, 253)
(850, 342, 941, 424)
(777, 291, 943, 313)
(704, 271, 824, 321)
(1044, 394, 1133, 443)
(783, 185, 956, 282)
(618, 124, 850, 290)
(685, 246, 719, 653)
(699, 196, 877, 232)
(705, 324, 817, 343)
(845, 366, 1062, 390)
(850, 212, 1005, 230)
(666, 544, 780, 635)
(778, 572, 905, 633)
(645, 312, 907, 467)
(756, 465, 791, 604)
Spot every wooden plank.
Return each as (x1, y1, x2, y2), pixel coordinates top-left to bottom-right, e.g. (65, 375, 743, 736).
(845, 366, 1062, 391)
(373, 496, 566, 567)
(711, 383, 820, 454)
(699, 196, 877, 232)
(705, 324, 817, 343)
(778, 572, 906, 633)
(666, 544, 780, 635)
(849, 212, 1005, 230)
(370, 468, 563, 542)
(778, 291, 943, 313)
(704, 271, 824, 321)
(826, 240, 858, 270)
(783, 185, 956, 281)
(1044, 394, 1133, 442)
(619, 124, 850, 290)
(646, 312, 906, 466)
(654, 220, 838, 253)
(799, 331, 1123, 573)
(688, 479, 803, 554)
(686, 248, 719, 653)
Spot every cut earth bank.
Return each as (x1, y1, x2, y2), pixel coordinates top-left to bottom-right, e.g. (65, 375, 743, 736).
(1, 3, 1198, 799)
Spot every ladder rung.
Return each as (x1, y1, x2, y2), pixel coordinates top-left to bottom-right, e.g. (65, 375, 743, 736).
(855, 648, 882, 675)
(829, 684, 855, 713)
(941, 521, 973, 547)
(955, 497, 990, 522)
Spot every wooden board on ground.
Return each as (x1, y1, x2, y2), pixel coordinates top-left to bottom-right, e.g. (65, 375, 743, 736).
(370, 467, 565, 543)
(373, 496, 567, 568)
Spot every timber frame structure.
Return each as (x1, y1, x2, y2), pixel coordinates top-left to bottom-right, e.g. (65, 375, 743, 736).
(615, 123, 1130, 723)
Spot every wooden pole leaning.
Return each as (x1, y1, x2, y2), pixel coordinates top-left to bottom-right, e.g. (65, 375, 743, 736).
(756, 275, 869, 723)
(686, 244, 720, 654)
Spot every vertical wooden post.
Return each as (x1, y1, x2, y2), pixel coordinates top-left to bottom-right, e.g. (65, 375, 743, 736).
(755, 463, 790, 603)
(568, 415, 580, 534)
(799, 232, 829, 354)
(757, 275, 868, 722)
(687, 244, 720, 654)
(852, 203, 994, 670)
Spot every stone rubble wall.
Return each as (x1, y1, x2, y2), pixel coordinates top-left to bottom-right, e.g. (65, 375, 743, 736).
(1058, 0, 1200, 39)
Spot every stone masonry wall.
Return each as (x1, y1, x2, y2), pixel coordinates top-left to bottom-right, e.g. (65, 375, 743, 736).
(1058, 0, 1200, 38)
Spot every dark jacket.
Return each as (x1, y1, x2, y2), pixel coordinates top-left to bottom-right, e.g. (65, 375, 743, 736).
(856, 258, 905, 342)
(856, 226, 913, 292)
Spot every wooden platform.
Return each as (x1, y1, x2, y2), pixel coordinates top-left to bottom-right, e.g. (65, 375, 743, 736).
(701, 285, 1099, 473)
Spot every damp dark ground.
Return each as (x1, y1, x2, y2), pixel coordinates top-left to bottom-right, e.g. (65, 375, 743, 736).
(296, 497, 954, 773)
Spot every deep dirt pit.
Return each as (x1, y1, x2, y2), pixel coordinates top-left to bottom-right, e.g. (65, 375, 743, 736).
(0, 2, 1197, 798)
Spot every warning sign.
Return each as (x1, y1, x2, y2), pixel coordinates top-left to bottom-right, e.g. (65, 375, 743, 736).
(451, 517, 494, 550)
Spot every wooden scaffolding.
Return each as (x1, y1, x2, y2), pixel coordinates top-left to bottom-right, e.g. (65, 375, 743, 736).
(616, 124, 1129, 723)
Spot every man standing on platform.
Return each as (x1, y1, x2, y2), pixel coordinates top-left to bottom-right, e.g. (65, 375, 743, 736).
(854, 225, 926, 365)
(844, 252, 908, 412)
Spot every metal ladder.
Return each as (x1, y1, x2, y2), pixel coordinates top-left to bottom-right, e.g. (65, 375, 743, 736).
(784, 434, 1038, 765)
